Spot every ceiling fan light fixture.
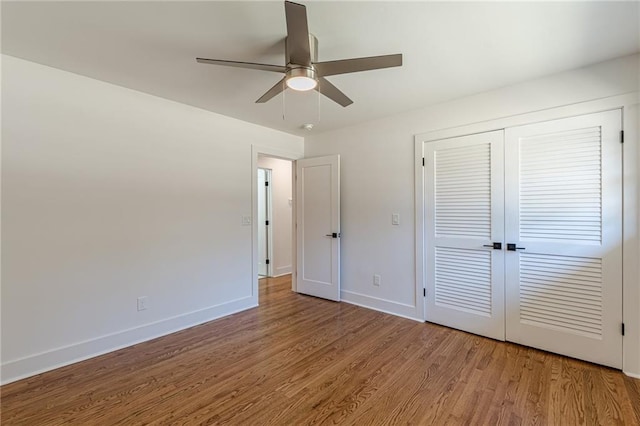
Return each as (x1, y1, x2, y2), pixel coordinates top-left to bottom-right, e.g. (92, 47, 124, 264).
(285, 67, 317, 91)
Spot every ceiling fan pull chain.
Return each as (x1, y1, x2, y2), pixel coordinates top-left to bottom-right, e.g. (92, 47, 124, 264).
(317, 82, 321, 124)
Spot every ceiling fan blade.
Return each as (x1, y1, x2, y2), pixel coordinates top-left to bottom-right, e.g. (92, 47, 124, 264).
(314, 54, 402, 77)
(316, 77, 353, 107)
(196, 58, 286, 73)
(256, 78, 286, 103)
(285, 1, 311, 65)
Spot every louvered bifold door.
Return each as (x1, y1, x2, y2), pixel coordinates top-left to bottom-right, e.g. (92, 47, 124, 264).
(424, 130, 505, 341)
(504, 110, 622, 368)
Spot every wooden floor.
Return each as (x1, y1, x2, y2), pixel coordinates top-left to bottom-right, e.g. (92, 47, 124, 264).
(2, 275, 639, 425)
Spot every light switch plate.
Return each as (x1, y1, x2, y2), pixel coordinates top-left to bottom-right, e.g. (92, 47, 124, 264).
(241, 215, 252, 226)
(137, 296, 149, 311)
(392, 213, 400, 225)
(373, 274, 381, 286)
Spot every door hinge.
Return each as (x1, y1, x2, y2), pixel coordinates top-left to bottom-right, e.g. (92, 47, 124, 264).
(620, 130, 624, 143)
(265, 220, 269, 226)
(622, 323, 625, 336)
(266, 259, 270, 265)
(423, 288, 426, 297)
(422, 157, 425, 166)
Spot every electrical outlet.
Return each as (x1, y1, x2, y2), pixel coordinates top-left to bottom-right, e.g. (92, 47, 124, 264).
(373, 274, 381, 286)
(137, 296, 149, 311)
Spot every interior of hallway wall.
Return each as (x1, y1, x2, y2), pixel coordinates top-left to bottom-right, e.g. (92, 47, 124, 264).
(304, 53, 640, 375)
(257, 156, 293, 277)
(0, 55, 304, 384)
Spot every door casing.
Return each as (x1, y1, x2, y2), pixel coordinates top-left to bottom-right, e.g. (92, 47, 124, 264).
(251, 145, 302, 303)
(257, 167, 272, 277)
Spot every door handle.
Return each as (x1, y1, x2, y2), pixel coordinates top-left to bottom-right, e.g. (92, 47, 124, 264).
(507, 243, 525, 251)
(325, 233, 340, 238)
(483, 242, 502, 250)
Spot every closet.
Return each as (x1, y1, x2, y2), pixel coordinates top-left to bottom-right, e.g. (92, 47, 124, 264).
(423, 110, 623, 368)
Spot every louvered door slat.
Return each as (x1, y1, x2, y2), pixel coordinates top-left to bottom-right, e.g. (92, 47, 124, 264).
(435, 141, 491, 239)
(519, 130, 603, 242)
(518, 273, 604, 317)
(519, 291, 602, 313)
(434, 247, 492, 314)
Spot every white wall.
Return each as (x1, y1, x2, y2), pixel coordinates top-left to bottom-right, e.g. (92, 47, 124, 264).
(257, 156, 293, 277)
(2, 52, 638, 385)
(0, 55, 303, 384)
(305, 54, 640, 375)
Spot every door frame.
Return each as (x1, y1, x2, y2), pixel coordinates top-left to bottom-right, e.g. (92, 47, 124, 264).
(414, 92, 639, 377)
(257, 167, 273, 277)
(251, 145, 303, 305)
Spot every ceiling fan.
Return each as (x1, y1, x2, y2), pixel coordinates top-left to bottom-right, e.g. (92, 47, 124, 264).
(196, 1, 403, 107)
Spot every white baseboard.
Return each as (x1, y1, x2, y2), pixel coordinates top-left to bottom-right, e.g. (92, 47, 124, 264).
(340, 290, 421, 322)
(1, 296, 256, 385)
(624, 370, 640, 379)
(274, 265, 292, 276)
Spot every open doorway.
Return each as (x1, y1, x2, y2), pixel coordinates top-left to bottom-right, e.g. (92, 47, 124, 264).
(256, 155, 294, 284)
(252, 147, 340, 305)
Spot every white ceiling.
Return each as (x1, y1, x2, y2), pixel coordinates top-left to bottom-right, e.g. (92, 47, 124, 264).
(2, 1, 639, 136)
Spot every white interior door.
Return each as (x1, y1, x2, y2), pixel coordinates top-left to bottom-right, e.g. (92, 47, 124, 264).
(424, 131, 505, 340)
(296, 155, 340, 301)
(504, 110, 623, 368)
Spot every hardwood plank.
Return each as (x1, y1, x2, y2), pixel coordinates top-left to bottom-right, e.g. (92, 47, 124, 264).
(1, 275, 638, 425)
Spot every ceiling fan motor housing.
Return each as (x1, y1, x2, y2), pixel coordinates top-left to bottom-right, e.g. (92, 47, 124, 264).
(287, 66, 317, 80)
(286, 33, 318, 65)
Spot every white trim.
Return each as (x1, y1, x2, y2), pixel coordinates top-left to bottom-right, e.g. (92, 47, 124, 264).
(274, 266, 292, 277)
(257, 167, 273, 277)
(622, 99, 640, 377)
(266, 169, 274, 277)
(1, 296, 256, 385)
(414, 140, 426, 321)
(624, 371, 640, 379)
(291, 164, 297, 292)
(341, 290, 422, 322)
(251, 145, 303, 301)
(417, 93, 637, 143)
(414, 92, 640, 375)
